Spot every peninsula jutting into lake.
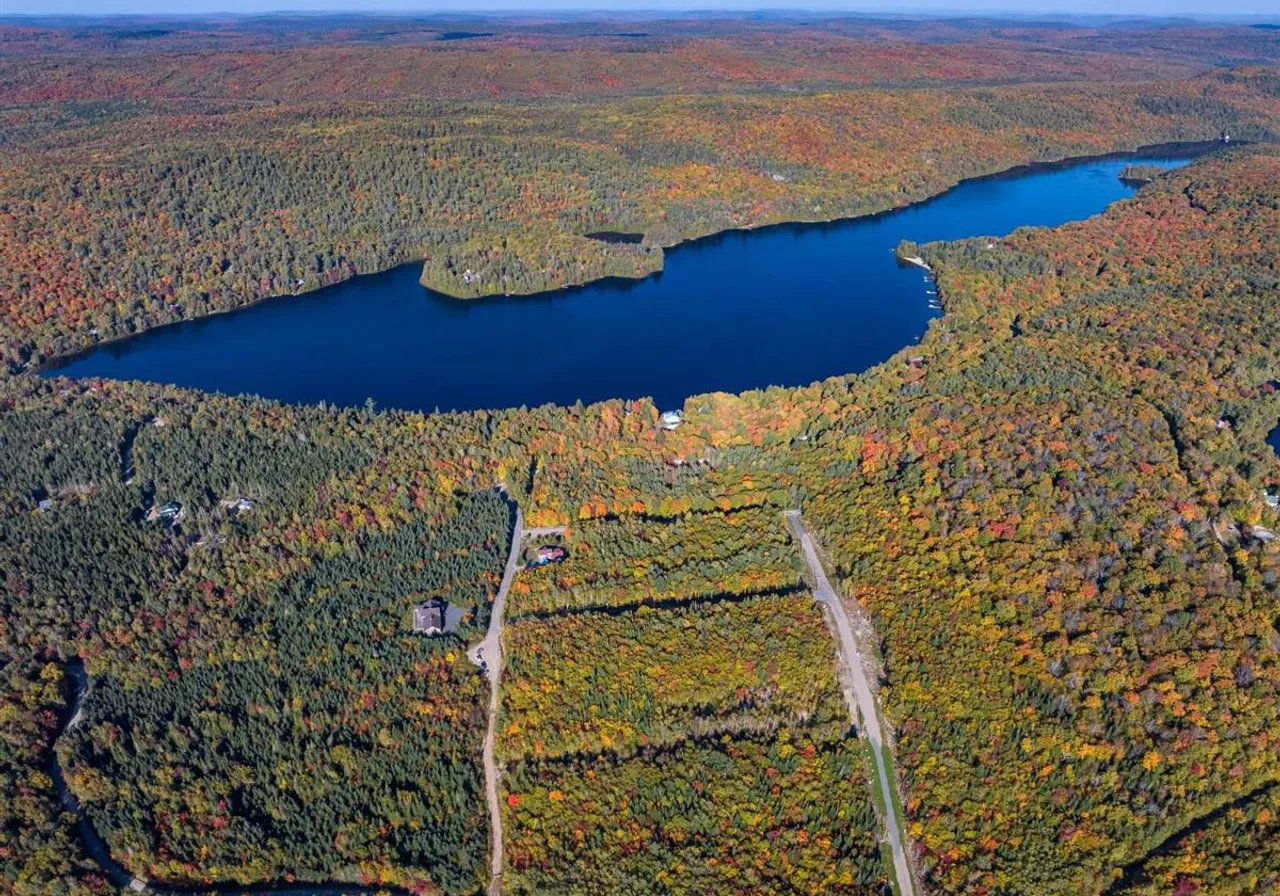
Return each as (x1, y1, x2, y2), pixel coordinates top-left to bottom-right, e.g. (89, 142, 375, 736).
(44, 148, 1211, 412)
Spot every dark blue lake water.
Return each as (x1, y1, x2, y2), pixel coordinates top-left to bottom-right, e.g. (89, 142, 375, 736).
(44, 146, 1213, 413)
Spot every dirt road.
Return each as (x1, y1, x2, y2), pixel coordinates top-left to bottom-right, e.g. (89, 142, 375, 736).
(468, 507, 525, 896)
(785, 510, 917, 896)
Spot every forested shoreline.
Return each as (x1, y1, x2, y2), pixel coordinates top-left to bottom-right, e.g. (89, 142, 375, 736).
(3, 16, 1280, 368)
(5, 143, 1280, 896)
(4, 14, 1280, 896)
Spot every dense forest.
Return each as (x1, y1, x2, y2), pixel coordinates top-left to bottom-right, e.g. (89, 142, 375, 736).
(5, 144, 1280, 895)
(499, 591, 849, 760)
(509, 508, 802, 614)
(59, 490, 510, 891)
(502, 733, 890, 896)
(497, 510, 886, 893)
(4, 13, 1280, 896)
(835, 151, 1280, 896)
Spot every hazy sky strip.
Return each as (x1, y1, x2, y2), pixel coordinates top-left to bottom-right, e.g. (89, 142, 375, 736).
(2, 1, 1277, 18)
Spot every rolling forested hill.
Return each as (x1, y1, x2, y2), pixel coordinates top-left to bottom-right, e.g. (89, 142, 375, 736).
(3, 17, 1279, 369)
(2, 13, 1280, 896)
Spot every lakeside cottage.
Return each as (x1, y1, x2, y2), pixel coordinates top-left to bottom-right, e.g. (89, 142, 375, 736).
(660, 410, 683, 430)
(413, 599, 448, 635)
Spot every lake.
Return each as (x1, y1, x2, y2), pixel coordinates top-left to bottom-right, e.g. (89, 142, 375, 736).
(44, 144, 1218, 413)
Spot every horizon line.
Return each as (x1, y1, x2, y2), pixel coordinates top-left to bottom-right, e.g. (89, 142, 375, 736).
(2, 6, 1277, 20)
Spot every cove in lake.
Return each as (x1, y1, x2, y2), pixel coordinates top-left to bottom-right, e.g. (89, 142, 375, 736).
(45, 144, 1219, 414)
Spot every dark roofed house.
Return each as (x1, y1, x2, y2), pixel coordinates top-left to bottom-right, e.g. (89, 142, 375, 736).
(413, 598, 448, 635)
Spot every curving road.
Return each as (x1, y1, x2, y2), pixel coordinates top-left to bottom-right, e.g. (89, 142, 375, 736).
(785, 511, 917, 896)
